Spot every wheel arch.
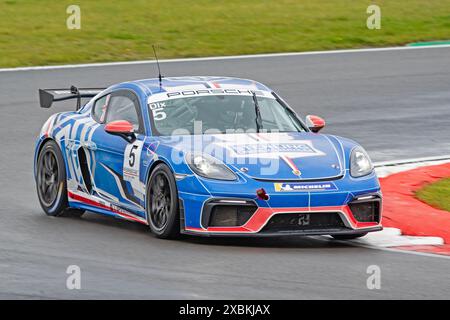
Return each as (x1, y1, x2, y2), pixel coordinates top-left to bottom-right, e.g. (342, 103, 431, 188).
(144, 159, 182, 214)
(144, 160, 173, 206)
(145, 160, 170, 185)
(34, 137, 70, 183)
(34, 137, 55, 178)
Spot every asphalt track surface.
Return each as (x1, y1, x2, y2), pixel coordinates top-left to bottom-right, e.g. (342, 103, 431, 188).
(0, 47, 449, 299)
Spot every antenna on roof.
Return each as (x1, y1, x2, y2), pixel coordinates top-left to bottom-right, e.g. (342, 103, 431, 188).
(152, 44, 163, 89)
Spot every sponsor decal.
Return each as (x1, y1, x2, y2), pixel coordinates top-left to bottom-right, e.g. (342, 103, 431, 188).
(165, 88, 264, 98)
(232, 143, 316, 155)
(274, 182, 337, 192)
(148, 88, 274, 104)
(217, 133, 326, 159)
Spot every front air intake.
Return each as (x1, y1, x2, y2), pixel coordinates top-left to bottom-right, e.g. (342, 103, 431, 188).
(202, 199, 257, 227)
(349, 197, 381, 223)
(209, 205, 256, 227)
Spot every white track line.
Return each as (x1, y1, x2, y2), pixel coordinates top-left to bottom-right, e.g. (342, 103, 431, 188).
(374, 156, 450, 178)
(374, 154, 450, 168)
(346, 241, 450, 260)
(1, 44, 450, 73)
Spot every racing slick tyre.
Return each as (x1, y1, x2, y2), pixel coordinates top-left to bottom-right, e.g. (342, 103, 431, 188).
(331, 233, 367, 240)
(36, 140, 84, 218)
(146, 163, 180, 239)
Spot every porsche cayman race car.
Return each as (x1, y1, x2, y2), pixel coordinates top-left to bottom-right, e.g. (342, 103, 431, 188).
(34, 76, 382, 239)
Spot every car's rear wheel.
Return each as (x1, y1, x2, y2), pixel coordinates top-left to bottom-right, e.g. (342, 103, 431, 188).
(146, 163, 180, 239)
(36, 140, 84, 217)
(331, 233, 367, 240)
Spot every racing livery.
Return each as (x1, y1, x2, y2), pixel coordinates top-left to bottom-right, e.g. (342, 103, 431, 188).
(34, 77, 382, 239)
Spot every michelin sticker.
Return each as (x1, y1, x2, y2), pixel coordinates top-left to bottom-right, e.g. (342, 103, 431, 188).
(274, 182, 337, 192)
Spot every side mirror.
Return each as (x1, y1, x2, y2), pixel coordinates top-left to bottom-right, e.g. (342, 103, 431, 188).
(105, 120, 136, 142)
(305, 115, 325, 133)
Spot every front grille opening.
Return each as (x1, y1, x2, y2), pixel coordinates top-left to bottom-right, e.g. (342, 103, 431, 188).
(261, 212, 346, 233)
(349, 201, 380, 223)
(209, 205, 256, 227)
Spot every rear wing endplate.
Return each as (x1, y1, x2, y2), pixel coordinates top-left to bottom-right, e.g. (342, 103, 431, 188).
(39, 86, 105, 110)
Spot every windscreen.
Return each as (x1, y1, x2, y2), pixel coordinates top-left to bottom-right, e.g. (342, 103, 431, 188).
(148, 92, 305, 136)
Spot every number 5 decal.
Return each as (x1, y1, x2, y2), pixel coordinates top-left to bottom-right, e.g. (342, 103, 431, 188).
(152, 108, 167, 121)
(123, 140, 144, 184)
(123, 140, 146, 200)
(129, 145, 139, 167)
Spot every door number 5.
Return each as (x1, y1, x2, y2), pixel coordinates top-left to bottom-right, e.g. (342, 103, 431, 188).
(129, 145, 139, 167)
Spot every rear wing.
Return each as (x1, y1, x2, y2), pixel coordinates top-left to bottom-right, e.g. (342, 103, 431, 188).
(39, 86, 105, 110)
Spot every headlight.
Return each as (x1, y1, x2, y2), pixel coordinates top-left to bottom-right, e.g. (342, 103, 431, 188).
(350, 147, 373, 177)
(186, 153, 237, 181)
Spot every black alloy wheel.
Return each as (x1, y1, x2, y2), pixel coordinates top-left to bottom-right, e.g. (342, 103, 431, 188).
(146, 163, 180, 239)
(36, 140, 84, 217)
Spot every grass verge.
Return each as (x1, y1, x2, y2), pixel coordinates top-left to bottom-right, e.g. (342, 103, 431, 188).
(416, 178, 450, 212)
(1, 0, 450, 67)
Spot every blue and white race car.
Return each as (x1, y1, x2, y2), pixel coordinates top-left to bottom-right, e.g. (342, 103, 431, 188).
(34, 76, 382, 239)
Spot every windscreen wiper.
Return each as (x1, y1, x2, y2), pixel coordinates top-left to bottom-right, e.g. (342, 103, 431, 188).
(252, 92, 263, 133)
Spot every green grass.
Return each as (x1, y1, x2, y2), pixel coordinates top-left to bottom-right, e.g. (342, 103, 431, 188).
(1, 0, 450, 67)
(416, 178, 450, 212)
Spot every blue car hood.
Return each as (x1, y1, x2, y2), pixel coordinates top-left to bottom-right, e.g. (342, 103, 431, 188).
(162, 132, 345, 180)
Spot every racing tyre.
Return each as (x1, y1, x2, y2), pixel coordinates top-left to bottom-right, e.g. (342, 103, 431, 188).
(146, 163, 180, 239)
(36, 140, 84, 218)
(331, 233, 367, 240)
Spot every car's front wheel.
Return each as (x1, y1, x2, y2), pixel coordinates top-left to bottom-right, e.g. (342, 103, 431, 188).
(331, 233, 367, 240)
(36, 140, 84, 217)
(146, 163, 180, 239)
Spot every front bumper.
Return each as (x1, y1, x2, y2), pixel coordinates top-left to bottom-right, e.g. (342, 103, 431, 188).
(180, 196, 382, 237)
(177, 169, 382, 237)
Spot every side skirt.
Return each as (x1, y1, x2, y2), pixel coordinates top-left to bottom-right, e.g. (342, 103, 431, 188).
(68, 191, 148, 225)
